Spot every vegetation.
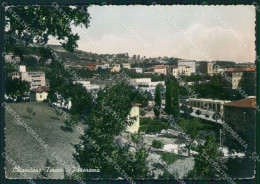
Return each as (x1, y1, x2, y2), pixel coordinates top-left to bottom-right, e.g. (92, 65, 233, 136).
(74, 83, 149, 178)
(161, 152, 179, 165)
(195, 110, 201, 116)
(153, 84, 162, 119)
(189, 133, 223, 179)
(165, 79, 179, 118)
(152, 140, 163, 149)
(139, 118, 170, 134)
(6, 78, 30, 100)
(5, 5, 91, 59)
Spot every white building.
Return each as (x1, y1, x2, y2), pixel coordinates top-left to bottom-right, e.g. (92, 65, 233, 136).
(178, 60, 196, 73)
(8, 65, 46, 89)
(73, 80, 100, 98)
(130, 78, 165, 97)
(131, 68, 143, 73)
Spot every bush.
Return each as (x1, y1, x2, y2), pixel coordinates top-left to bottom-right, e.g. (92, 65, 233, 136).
(139, 118, 170, 133)
(161, 152, 179, 165)
(212, 113, 221, 120)
(152, 140, 163, 149)
(195, 110, 201, 115)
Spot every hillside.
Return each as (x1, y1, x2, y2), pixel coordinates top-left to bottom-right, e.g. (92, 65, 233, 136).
(5, 102, 87, 179)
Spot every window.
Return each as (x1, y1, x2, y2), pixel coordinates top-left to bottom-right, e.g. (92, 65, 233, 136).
(40, 95, 42, 98)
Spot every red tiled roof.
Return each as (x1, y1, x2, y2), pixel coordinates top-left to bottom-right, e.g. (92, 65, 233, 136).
(131, 102, 142, 106)
(224, 98, 256, 108)
(92, 62, 104, 65)
(225, 67, 256, 72)
(85, 65, 96, 69)
(31, 86, 50, 92)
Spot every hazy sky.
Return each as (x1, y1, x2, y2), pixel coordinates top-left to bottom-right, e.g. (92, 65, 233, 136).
(49, 5, 256, 63)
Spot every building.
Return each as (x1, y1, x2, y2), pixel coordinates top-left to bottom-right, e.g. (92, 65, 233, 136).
(223, 98, 256, 152)
(207, 62, 214, 76)
(126, 102, 142, 133)
(73, 80, 100, 97)
(187, 98, 231, 115)
(110, 64, 121, 72)
(85, 62, 109, 70)
(178, 60, 196, 73)
(130, 78, 165, 97)
(131, 68, 143, 73)
(122, 63, 131, 69)
(153, 65, 168, 75)
(8, 65, 46, 89)
(30, 86, 50, 102)
(225, 67, 256, 96)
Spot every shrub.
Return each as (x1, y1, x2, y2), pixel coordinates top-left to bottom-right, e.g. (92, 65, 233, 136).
(139, 118, 170, 133)
(161, 152, 179, 165)
(195, 110, 201, 115)
(152, 140, 163, 149)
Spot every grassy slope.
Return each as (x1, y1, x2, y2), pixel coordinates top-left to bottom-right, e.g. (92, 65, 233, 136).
(5, 102, 86, 179)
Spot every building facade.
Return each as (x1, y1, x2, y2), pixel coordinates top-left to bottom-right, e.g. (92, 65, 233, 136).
(223, 98, 256, 152)
(225, 67, 256, 96)
(178, 60, 196, 73)
(126, 102, 141, 133)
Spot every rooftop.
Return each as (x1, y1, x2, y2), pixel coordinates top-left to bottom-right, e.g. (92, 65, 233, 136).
(224, 98, 256, 108)
(153, 65, 167, 69)
(225, 67, 256, 72)
(31, 86, 50, 92)
(85, 65, 96, 69)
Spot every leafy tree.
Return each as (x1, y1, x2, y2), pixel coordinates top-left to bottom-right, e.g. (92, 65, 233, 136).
(5, 5, 91, 57)
(189, 133, 223, 179)
(64, 114, 79, 132)
(6, 78, 30, 99)
(153, 84, 162, 119)
(74, 83, 149, 179)
(165, 79, 179, 118)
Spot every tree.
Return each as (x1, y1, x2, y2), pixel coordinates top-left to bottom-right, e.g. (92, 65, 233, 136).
(165, 79, 179, 119)
(74, 83, 148, 179)
(5, 5, 91, 57)
(6, 78, 30, 100)
(189, 133, 223, 179)
(153, 84, 162, 119)
(64, 114, 79, 132)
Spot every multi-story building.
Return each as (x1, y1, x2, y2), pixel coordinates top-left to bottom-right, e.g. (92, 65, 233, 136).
(178, 60, 196, 73)
(207, 62, 214, 76)
(8, 65, 46, 89)
(153, 65, 168, 75)
(225, 67, 256, 95)
(223, 98, 256, 152)
(130, 78, 165, 97)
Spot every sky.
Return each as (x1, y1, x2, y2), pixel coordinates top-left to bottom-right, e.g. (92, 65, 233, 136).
(49, 5, 256, 63)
